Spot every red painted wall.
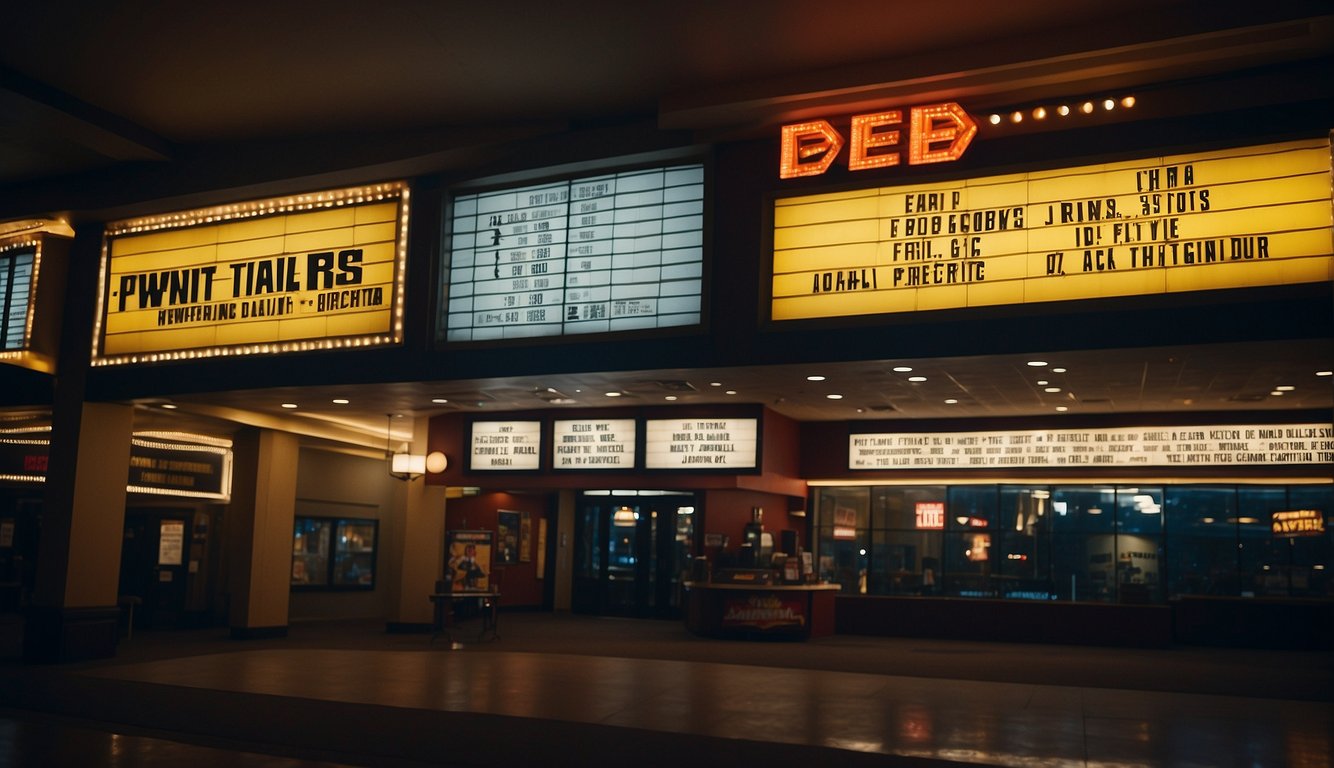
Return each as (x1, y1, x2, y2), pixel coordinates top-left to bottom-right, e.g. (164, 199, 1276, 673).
(446, 491, 548, 608)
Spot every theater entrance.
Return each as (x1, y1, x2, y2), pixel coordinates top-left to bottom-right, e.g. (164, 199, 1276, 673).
(571, 491, 695, 619)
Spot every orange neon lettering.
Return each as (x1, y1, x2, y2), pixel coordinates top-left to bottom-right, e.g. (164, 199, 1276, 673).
(909, 103, 977, 165)
(779, 121, 845, 179)
(848, 111, 902, 171)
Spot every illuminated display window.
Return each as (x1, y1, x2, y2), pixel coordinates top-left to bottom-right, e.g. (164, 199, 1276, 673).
(94, 183, 409, 365)
(0, 244, 36, 352)
(443, 164, 705, 342)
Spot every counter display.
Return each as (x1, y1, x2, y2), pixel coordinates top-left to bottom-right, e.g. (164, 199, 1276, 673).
(683, 581, 839, 640)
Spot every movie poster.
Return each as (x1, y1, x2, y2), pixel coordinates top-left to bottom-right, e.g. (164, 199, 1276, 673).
(446, 530, 493, 592)
(497, 511, 520, 564)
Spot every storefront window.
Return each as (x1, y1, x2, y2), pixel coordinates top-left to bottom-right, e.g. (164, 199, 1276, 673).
(943, 486, 997, 598)
(814, 483, 1331, 605)
(291, 517, 377, 590)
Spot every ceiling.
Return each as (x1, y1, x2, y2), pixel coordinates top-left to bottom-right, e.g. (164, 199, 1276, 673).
(2, 2, 1331, 450)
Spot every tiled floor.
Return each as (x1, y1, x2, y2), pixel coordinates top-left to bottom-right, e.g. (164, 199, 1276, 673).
(2, 614, 1332, 767)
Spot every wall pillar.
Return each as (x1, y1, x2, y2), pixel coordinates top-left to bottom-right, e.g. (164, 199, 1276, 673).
(25, 402, 134, 662)
(226, 429, 298, 639)
(386, 416, 446, 631)
(553, 489, 575, 611)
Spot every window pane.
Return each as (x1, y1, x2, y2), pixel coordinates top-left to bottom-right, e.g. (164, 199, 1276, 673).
(332, 520, 377, 587)
(1112, 487, 1163, 602)
(944, 486, 997, 597)
(1283, 486, 1333, 597)
(1238, 487, 1286, 596)
(291, 518, 331, 586)
(1164, 486, 1239, 596)
(816, 487, 869, 593)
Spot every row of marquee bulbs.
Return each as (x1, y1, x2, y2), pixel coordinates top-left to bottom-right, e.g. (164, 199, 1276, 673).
(988, 96, 1136, 125)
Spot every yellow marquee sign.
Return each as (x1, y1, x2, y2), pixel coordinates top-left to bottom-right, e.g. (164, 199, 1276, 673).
(94, 183, 408, 364)
(772, 139, 1333, 320)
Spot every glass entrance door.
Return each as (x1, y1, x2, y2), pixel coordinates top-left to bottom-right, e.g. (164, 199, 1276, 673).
(572, 492, 695, 618)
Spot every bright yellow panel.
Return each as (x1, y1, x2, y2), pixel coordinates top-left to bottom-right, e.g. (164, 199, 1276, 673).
(774, 187, 877, 208)
(1089, 268, 1167, 297)
(217, 216, 287, 243)
(355, 241, 397, 265)
(774, 243, 879, 275)
(1278, 255, 1334, 283)
(1209, 174, 1332, 210)
(352, 221, 398, 245)
(215, 235, 286, 262)
(773, 219, 880, 250)
(113, 244, 219, 274)
(353, 201, 400, 226)
(916, 284, 968, 310)
(325, 309, 391, 336)
(283, 227, 359, 254)
(276, 316, 331, 341)
(356, 262, 398, 287)
(284, 207, 357, 234)
(111, 226, 220, 258)
(214, 321, 280, 345)
(966, 279, 1025, 307)
(776, 196, 879, 228)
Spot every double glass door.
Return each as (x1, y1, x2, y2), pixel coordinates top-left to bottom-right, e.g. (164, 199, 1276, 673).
(572, 492, 695, 618)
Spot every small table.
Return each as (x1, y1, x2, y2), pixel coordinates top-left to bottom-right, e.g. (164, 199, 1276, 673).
(429, 591, 500, 645)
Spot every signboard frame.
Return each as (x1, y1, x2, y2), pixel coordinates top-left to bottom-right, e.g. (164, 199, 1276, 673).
(93, 182, 410, 366)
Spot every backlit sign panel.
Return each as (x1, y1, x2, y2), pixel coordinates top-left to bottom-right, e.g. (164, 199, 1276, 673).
(1272, 509, 1326, 538)
(779, 103, 977, 178)
(94, 183, 408, 365)
(469, 421, 542, 470)
(774, 139, 1333, 320)
(849, 423, 1332, 469)
(645, 418, 758, 469)
(552, 419, 636, 469)
(0, 240, 37, 357)
(444, 164, 704, 341)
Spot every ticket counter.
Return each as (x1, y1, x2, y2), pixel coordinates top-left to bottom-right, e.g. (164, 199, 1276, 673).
(683, 581, 839, 640)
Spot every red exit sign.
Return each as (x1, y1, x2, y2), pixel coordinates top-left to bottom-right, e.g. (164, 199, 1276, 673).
(780, 102, 977, 179)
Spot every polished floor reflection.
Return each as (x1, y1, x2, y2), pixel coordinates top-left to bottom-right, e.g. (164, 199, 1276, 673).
(2, 614, 1331, 768)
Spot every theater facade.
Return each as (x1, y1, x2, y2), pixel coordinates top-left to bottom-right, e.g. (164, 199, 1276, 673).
(0, 7, 1330, 661)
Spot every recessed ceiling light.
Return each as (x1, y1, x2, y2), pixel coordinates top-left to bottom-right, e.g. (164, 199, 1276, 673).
(1044, 387, 1061, 393)
(431, 398, 449, 404)
(944, 398, 958, 404)
(1027, 361, 1048, 367)
(665, 395, 677, 401)
(1275, 385, 1295, 391)
(893, 366, 913, 372)
(1317, 370, 1332, 377)
(806, 375, 826, 381)
(1052, 368, 1067, 373)
(281, 403, 298, 409)
(709, 382, 722, 387)
(1055, 406, 1069, 412)
(1270, 391, 1284, 396)
(605, 392, 622, 397)
(826, 394, 844, 400)
(1037, 380, 1049, 386)
(332, 398, 350, 405)
(908, 376, 927, 382)
(725, 390, 737, 395)
(161, 403, 178, 409)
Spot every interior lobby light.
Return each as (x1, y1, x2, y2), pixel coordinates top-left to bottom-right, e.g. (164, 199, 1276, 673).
(332, 398, 350, 404)
(807, 375, 826, 381)
(1027, 361, 1048, 367)
(908, 376, 927, 382)
(893, 366, 913, 372)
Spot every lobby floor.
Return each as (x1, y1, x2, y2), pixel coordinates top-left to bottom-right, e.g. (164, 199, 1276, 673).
(1, 612, 1331, 767)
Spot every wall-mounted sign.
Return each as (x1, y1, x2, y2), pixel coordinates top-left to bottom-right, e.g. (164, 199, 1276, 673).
(158, 521, 185, 566)
(645, 418, 758, 469)
(849, 423, 1332, 469)
(0, 240, 37, 357)
(469, 421, 542, 470)
(1272, 509, 1326, 538)
(127, 433, 233, 500)
(774, 139, 1333, 320)
(443, 164, 704, 341)
(915, 501, 945, 530)
(552, 418, 636, 469)
(779, 103, 977, 179)
(94, 183, 408, 365)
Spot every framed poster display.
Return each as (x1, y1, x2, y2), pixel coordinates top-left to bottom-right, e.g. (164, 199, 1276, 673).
(497, 510, 521, 564)
(447, 530, 494, 592)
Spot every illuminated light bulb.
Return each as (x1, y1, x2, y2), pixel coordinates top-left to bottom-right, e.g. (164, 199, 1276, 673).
(1121, 96, 1136, 108)
(1056, 406, 1069, 412)
(826, 393, 843, 400)
(1010, 111, 1023, 123)
(988, 114, 1001, 125)
(1081, 102, 1094, 114)
(1103, 98, 1115, 111)
(944, 399, 958, 404)
(1032, 107, 1046, 120)
(908, 376, 927, 382)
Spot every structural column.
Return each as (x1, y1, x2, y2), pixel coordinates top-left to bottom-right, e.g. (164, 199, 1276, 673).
(386, 415, 445, 631)
(226, 428, 299, 639)
(26, 402, 134, 662)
